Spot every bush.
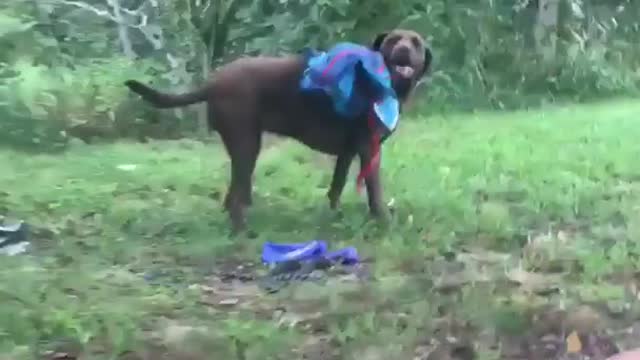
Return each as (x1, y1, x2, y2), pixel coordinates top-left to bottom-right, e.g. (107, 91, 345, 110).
(0, 57, 164, 150)
(1, 0, 640, 150)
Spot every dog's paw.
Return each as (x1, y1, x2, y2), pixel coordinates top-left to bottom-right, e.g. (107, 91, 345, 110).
(327, 191, 340, 210)
(370, 205, 391, 223)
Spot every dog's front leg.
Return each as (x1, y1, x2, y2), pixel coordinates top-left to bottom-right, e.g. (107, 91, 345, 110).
(358, 148, 388, 219)
(327, 152, 355, 209)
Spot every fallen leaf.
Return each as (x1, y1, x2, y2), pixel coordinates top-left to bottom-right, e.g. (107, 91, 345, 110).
(506, 267, 562, 294)
(188, 284, 215, 294)
(566, 331, 582, 353)
(276, 310, 323, 329)
(218, 298, 239, 306)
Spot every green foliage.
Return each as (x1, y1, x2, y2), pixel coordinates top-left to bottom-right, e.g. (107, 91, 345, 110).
(409, 0, 640, 113)
(1, 0, 640, 147)
(0, 55, 160, 151)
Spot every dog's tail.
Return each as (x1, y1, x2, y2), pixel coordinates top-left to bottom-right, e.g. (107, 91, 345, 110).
(124, 80, 210, 108)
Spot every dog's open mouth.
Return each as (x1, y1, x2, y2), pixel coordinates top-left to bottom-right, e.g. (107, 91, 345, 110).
(392, 65, 415, 79)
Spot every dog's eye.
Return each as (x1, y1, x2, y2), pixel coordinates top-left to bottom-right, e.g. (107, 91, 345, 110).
(411, 36, 422, 48)
(386, 35, 401, 47)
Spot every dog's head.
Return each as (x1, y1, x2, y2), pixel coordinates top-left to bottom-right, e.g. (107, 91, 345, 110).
(371, 29, 432, 100)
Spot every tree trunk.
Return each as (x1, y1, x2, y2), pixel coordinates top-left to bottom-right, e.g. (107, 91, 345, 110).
(534, 0, 560, 61)
(108, 0, 136, 58)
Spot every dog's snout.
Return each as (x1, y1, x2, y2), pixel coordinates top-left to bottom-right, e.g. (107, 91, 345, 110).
(393, 45, 411, 63)
(398, 45, 411, 55)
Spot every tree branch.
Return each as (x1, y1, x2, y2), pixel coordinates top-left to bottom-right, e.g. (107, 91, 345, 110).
(212, 0, 243, 60)
(53, 0, 149, 28)
(56, 0, 118, 22)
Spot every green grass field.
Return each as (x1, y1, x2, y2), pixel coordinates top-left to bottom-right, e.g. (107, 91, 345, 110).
(2, 99, 640, 359)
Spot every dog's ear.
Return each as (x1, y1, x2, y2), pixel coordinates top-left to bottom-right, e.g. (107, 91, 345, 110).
(420, 45, 433, 78)
(371, 32, 388, 51)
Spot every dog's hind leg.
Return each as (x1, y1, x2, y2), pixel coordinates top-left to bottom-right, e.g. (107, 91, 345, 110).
(235, 131, 260, 207)
(216, 113, 262, 233)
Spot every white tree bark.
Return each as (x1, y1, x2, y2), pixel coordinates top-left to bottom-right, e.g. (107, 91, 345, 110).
(54, 0, 205, 135)
(107, 0, 135, 58)
(534, 0, 560, 61)
(52, 0, 163, 58)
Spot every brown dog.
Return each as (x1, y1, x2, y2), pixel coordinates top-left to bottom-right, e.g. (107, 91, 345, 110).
(125, 29, 432, 233)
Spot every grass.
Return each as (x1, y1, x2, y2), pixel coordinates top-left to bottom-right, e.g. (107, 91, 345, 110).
(1, 99, 640, 359)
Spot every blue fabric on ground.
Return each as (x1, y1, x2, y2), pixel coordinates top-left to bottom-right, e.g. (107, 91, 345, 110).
(261, 240, 359, 265)
(299, 42, 399, 137)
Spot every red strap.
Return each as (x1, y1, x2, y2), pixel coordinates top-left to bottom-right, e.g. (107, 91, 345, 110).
(356, 108, 381, 193)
